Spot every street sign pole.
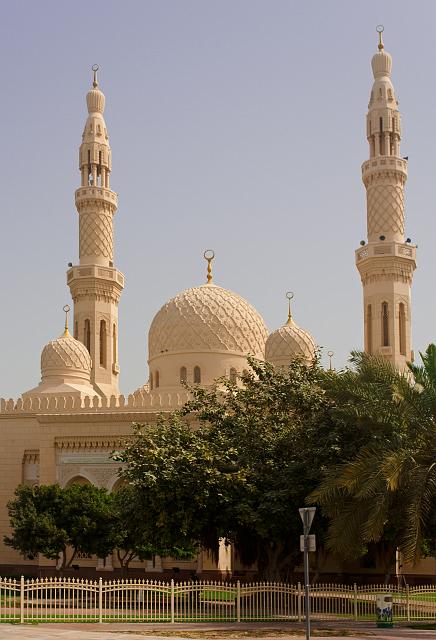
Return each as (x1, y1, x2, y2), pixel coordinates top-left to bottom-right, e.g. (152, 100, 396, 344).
(299, 507, 316, 640)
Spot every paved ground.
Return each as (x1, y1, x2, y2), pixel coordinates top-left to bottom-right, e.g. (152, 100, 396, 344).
(0, 623, 435, 639)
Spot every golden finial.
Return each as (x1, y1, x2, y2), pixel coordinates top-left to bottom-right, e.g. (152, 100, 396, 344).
(92, 64, 99, 88)
(376, 25, 384, 51)
(62, 304, 71, 337)
(327, 350, 334, 371)
(204, 250, 215, 284)
(285, 291, 294, 325)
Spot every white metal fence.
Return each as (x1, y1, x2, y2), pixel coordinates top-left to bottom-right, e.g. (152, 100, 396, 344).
(0, 577, 435, 623)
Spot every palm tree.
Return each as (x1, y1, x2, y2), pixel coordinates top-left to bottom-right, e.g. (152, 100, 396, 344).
(310, 346, 436, 565)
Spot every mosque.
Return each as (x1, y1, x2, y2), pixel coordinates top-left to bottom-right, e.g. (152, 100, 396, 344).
(0, 31, 431, 579)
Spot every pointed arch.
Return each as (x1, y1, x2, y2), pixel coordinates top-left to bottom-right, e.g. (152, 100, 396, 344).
(84, 319, 91, 353)
(194, 366, 201, 384)
(180, 367, 187, 384)
(99, 320, 107, 367)
(112, 323, 117, 367)
(382, 302, 389, 347)
(366, 305, 372, 354)
(399, 302, 406, 356)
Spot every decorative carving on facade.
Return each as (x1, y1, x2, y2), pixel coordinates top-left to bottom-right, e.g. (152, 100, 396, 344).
(149, 284, 268, 360)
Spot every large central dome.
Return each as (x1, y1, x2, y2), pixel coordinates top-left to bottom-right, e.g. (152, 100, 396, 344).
(149, 283, 268, 360)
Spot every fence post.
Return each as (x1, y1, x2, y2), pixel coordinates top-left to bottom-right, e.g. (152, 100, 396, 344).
(20, 576, 24, 624)
(353, 583, 358, 621)
(406, 584, 410, 622)
(98, 577, 103, 623)
(236, 580, 241, 623)
(171, 579, 175, 623)
(297, 581, 302, 622)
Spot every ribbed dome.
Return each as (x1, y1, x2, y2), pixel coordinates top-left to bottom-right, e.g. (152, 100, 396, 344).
(371, 50, 392, 78)
(266, 318, 316, 366)
(86, 87, 105, 114)
(148, 283, 268, 360)
(41, 331, 92, 380)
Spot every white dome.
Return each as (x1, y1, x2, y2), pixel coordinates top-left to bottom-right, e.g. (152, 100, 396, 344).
(41, 331, 92, 381)
(148, 283, 268, 360)
(266, 318, 316, 367)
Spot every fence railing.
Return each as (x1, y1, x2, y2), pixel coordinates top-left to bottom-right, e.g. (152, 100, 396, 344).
(0, 577, 435, 623)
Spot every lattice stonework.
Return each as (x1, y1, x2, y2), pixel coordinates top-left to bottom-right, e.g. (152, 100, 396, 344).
(367, 184, 404, 237)
(80, 213, 113, 259)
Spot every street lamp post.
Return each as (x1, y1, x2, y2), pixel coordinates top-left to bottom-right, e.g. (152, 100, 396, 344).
(299, 506, 316, 640)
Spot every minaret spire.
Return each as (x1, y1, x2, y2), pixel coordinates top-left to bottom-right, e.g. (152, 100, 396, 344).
(355, 29, 416, 369)
(66, 67, 125, 396)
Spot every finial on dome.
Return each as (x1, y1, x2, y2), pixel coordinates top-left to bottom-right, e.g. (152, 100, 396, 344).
(204, 249, 215, 284)
(62, 304, 71, 337)
(376, 24, 384, 51)
(327, 350, 334, 371)
(285, 291, 294, 325)
(92, 64, 99, 88)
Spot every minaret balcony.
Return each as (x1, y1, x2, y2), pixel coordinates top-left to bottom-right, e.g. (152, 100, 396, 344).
(361, 156, 407, 181)
(67, 264, 125, 288)
(75, 186, 118, 209)
(355, 241, 416, 264)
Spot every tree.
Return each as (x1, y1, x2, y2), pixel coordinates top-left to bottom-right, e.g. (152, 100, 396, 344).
(5, 484, 116, 570)
(111, 484, 196, 572)
(310, 347, 436, 567)
(115, 357, 341, 579)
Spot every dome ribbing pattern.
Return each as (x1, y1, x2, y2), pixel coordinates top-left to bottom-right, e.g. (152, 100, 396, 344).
(265, 319, 316, 366)
(41, 333, 92, 380)
(148, 283, 268, 360)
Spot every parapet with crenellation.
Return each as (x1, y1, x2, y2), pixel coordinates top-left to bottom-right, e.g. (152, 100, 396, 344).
(0, 389, 191, 415)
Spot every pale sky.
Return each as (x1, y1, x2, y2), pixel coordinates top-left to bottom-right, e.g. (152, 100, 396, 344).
(1, 0, 436, 398)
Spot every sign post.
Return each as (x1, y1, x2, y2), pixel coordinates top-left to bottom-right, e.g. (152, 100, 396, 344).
(299, 507, 316, 640)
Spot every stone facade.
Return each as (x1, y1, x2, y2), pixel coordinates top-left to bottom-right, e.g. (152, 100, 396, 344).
(0, 34, 432, 581)
(355, 33, 416, 369)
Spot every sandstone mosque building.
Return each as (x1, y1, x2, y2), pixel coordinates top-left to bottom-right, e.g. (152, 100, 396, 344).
(0, 31, 428, 578)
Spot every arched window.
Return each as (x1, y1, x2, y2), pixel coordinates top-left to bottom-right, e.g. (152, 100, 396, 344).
(366, 305, 372, 354)
(74, 321, 78, 340)
(112, 324, 117, 367)
(155, 371, 160, 388)
(84, 319, 91, 353)
(194, 366, 201, 384)
(150, 373, 153, 391)
(382, 302, 389, 347)
(229, 368, 237, 383)
(100, 320, 107, 367)
(180, 367, 187, 384)
(399, 303, 406, 356)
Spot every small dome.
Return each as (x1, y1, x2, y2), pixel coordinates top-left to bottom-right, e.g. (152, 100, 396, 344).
(41, 331, 92, 381)
(148, 283, 268, 360)
(371, 50, 392, 79)
(86, 67, 105, 114)
(86, 87, 105, 114)
(266, 317, 316, 367)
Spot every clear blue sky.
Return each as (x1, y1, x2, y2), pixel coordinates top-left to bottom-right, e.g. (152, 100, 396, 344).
(1, 0, 436, 398)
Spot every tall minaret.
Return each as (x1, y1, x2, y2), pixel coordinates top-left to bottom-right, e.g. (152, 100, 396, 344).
(356, 28, 416, 369)
(67, 66, 124, 396)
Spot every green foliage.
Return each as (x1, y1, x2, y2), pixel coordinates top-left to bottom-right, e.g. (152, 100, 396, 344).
(310, 347, 436, 565)
(115, 357, 342, 579)
(5, 484, 116, 569)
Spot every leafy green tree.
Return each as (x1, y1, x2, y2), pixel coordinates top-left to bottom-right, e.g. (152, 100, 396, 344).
(310, 347, 436, 566)
(5, 484, 116, 570)
(111, 484, 196, 572)
(115, 358, 341, 579)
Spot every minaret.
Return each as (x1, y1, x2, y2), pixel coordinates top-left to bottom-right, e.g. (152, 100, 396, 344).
(356, 28, 416, 369)
(67, 66, 124, 396)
